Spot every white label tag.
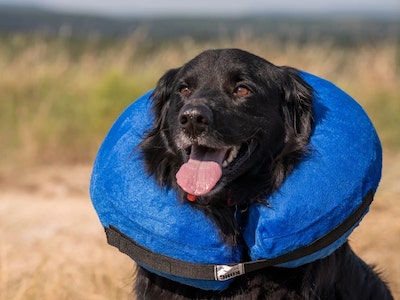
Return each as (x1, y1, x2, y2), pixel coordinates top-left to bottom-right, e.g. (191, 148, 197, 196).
(214, 264, 245, 281)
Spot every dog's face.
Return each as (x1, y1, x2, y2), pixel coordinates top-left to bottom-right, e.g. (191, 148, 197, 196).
(140, 49, 313, 210)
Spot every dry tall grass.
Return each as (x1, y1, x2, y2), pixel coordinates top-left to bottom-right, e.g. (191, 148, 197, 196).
(0, 33, 399, 169)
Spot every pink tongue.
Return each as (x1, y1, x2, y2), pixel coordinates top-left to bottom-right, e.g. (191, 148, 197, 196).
(176, 146, 226, 196)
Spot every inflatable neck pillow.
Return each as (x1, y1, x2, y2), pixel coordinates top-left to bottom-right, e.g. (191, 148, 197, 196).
(90, 72, 382, 291)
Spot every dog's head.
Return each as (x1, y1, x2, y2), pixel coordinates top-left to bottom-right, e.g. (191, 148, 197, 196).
(139, 49, 313, 208)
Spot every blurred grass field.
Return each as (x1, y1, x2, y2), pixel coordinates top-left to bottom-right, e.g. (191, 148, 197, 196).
(0, 32, 399, 299)
(0, 33, 399, 168)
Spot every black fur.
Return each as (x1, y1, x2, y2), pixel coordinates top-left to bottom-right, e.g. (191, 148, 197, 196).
(137, 49, 393, 299)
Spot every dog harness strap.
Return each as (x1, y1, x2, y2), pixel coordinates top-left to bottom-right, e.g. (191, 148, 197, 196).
(105, 190, 373, 282)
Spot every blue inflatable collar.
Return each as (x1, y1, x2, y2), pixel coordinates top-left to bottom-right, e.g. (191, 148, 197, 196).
(90, 72, 382, 290)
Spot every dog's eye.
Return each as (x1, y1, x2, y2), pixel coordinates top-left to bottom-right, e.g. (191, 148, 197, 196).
(179, 87, 191, 96)
(234, 86, 251, 97)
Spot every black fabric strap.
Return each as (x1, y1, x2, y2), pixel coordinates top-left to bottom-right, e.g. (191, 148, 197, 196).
(105, 190, 373, 282)
(106, 225, 216, 280)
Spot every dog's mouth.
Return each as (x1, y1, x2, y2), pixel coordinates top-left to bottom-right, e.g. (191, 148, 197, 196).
(176, 140, 257, 196)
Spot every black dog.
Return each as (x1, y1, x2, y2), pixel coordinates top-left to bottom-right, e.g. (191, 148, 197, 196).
(137, 49, 393, 299)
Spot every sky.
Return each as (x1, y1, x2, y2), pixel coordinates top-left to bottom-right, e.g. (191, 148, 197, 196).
(2, 0, 400, 16)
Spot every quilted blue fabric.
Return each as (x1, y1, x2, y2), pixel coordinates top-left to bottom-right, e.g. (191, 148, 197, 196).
(90, 72, 382, 290)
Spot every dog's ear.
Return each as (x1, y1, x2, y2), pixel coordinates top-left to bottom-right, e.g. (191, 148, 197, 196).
(151, 67, 181, 129)
(272, 67, 314, 188)
(138, 67, 181, 187)
(279, 67, 314, 138)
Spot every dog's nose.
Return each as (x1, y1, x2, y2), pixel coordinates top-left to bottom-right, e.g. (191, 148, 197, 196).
(179, 104, 213, 137)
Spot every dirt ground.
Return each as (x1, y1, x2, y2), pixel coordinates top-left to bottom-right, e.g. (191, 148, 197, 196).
(0, 154, 399, 299)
